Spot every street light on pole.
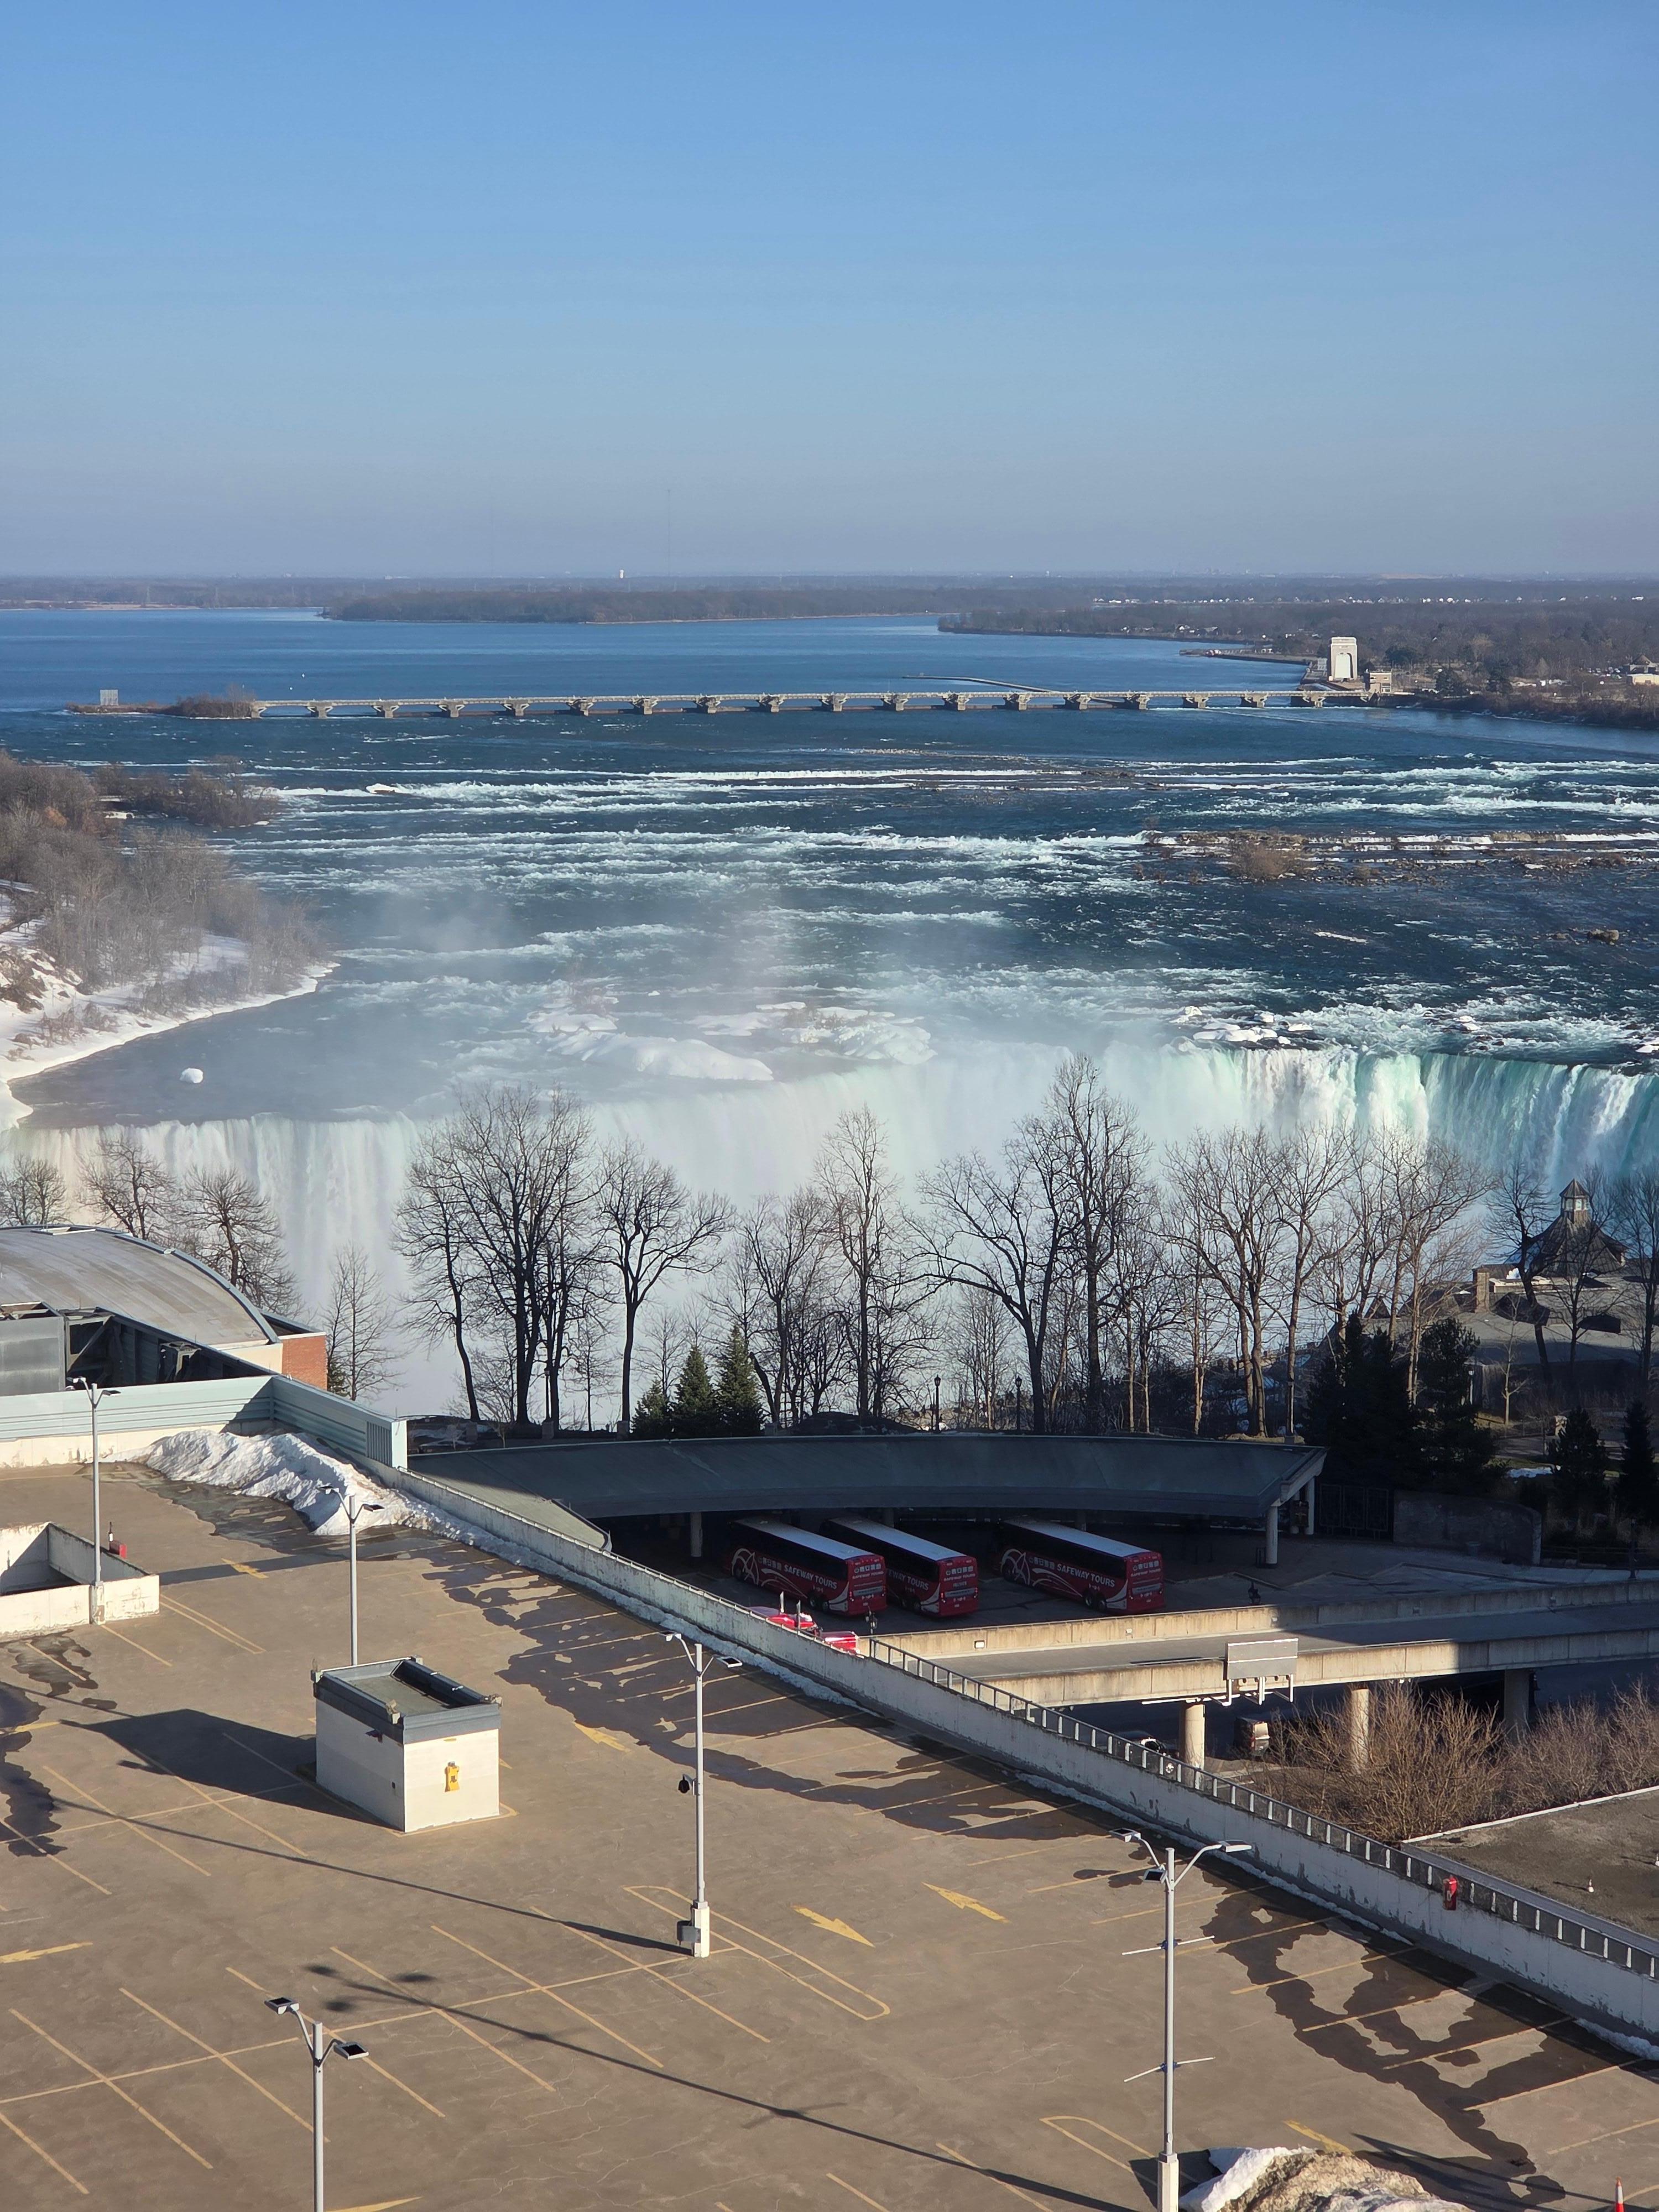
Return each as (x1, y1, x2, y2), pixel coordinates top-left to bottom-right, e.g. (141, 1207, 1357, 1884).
(264, 1996, 369, 2212)
(70, 1378, 116, 1626)
(665, 1633, 740, 1958)
(342, 1496, 384, 1667)
(1120, 1831, 1253, 2212)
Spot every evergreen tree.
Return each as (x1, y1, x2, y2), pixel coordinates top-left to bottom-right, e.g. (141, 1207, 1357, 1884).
(1618, 1399, 1657, 1536)
(1416, 1317, 1505, 1495)
(1548, 1406, 1609, 1528)
(671, 1345, 720, 1437)
(714, 1323, 765, 1435)
(631, 1379, 673, 1439)
(1304, 1316, 1422, 1485)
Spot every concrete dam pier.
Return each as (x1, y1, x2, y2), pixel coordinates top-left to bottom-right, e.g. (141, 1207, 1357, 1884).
(79, 684, 1350, 721)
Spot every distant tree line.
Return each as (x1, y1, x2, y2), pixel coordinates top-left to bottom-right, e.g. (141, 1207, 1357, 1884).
(943, 591, 1659, 703)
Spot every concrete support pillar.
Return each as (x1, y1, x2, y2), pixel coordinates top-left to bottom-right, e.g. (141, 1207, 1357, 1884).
(1263, 1502, 1280, 1567)
(1181, 1702, 1207, 1772)
(1303, 1480, 1316, 1538)
(375, 702, 399, 717)
(1503, 1667, 1533, 1743)
(1345, 1683, 1371, 1771)
(689, 1511, 703, 1561)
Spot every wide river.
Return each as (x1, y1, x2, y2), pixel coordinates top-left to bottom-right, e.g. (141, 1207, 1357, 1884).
(3, 609, 1656, 1398)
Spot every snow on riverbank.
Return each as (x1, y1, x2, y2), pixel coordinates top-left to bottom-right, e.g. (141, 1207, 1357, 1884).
(0, 909, 331, 1133)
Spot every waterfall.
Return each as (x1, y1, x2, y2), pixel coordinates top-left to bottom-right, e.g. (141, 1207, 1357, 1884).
(20, 1039, 1656, 1410)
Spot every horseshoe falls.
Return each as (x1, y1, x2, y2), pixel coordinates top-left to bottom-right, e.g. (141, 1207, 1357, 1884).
(5, 611, 1657, 1401)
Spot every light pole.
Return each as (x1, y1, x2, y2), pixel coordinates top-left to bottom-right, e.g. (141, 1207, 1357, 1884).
(70, 1378, 115, 1625)
(1121, 1832, 1253, 2212)
(932, 1374, 941, 1431)
(264, 1996, 368, 2212)
(665, 1634, 740, 1958)
(342, 1497, 384, 1666)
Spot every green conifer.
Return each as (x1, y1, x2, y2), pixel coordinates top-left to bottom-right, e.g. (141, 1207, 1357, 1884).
(632, 1379, 673, 1439)
(1618, 1399, 1657, 1536)
(1416, 1317, 1504, 1495)
(672, 1345, 720, 1437)
(714, 1323, 765, 1435)
(1548, 1406, 1609, 1530)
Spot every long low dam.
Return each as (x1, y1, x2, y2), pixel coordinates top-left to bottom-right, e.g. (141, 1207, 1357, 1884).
(76, 684, 1361, 720)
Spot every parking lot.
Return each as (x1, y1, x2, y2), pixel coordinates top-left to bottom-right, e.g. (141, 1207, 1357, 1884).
(0, 1457, 1654, 2212)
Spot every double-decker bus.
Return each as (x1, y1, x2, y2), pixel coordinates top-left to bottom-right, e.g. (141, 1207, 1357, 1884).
(993, 1517, 1164, 1612)
(821, 1515, 979, 1618)
(725, 1517, 886, 1615)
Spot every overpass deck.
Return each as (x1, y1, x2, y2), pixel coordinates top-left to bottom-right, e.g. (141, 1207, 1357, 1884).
(905, 1584, 1659, 1704)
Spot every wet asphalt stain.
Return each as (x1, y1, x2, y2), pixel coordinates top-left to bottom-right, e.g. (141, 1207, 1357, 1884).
(2, 1631, 116, 1858)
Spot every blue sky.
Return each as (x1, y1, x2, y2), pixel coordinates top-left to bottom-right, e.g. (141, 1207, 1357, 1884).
(3, 3, 1655, 576)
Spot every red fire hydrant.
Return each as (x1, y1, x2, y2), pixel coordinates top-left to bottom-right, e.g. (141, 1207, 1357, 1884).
(1442, 1875, 1459, 1912)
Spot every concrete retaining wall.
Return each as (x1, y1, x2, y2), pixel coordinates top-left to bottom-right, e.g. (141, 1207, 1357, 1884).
(382, 1464, 1657, 2042)
(1395, 1492, 1542, 1566)
(0, 1522, 159, 1637)
(0, 1373, 406, 1473)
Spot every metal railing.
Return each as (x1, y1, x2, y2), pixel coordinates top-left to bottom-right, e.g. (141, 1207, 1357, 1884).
(867, 1639, 1659, 1982)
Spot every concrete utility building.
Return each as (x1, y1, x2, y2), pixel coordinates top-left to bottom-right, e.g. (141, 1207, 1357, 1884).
(0, 1225, 328, 1392)
(1327, 634, 1360, 684)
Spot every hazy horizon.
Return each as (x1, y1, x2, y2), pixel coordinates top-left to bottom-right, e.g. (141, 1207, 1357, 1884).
(4, 3, 1655, 580)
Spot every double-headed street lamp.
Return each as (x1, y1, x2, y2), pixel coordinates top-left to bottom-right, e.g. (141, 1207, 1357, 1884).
(264, 1996, 369, 2212)
(342, 1495, 384, 1666)
(1120, 1832, 1254, 2212)
(665, 1633, 741, 1958)
(70, 1377, 116, 1625)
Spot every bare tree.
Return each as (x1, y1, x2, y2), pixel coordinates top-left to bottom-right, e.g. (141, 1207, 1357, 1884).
(181, 1165, 296, 1313)
(82, 1130, 180, 1243)
(1269, 1126, 1349, 1435)
(723, 1189, 838, 1427)
(815, 1108, 931, 1422)
(1383, 1136, 1489, 1397)
(324, 1243, 397, 1401)
(598, 1139, 728, 1433)
(923, 1117, 1070, 1432)
(1047, 1057, 1145, 1428)
(947, 1282, 1012, 1428)
(0, 1154, 70, 1228)
(1167, 1129, 1282, 1435)
(1491, 1157, 1555, 1373)
(1606, 1166, 1659, 1385)
(396, 1123, 486, 1422)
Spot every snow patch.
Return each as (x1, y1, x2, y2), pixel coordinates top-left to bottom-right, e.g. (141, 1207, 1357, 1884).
(147, 1428, 425, 1539)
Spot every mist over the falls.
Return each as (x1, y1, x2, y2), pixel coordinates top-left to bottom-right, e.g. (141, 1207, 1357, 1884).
(6, 612, 1657, 1411)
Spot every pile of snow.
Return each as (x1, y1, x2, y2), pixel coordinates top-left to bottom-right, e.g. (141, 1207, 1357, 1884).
(1183, 2149, 1469, 2212)
(147, 1430, 424, 1539)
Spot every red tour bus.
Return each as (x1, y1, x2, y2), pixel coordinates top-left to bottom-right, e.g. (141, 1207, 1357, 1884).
(821, 1515, 979, 1619)
(994, 1517, 1164, 1613)
(726, 1517, 886, 1616)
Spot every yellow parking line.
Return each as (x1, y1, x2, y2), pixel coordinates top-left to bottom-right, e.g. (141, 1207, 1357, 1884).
(229, 1562, 264, 1578)
(1548, 2114, 1659, 2157)
(41, 1766, 213, 1877)
(429, 1925, 663, 2068)
(0, 1943, 90, 1967)
(0, 1814, 110, 1896)
(0, 2105, 88, 2194)
(101, 1624, 173, 1667)
(122, 1989, 310, 2128)
(936, 2142, 1049, 2208)
(1288, 2122, 1350, 2154)
(1042, 2114, 1146, 2176)
(160, 1595, 263, 1653)
(827, 2173, 893, 2209)
(12, 2009, 212, 2170)
(925, 1886, 1005, 1922)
